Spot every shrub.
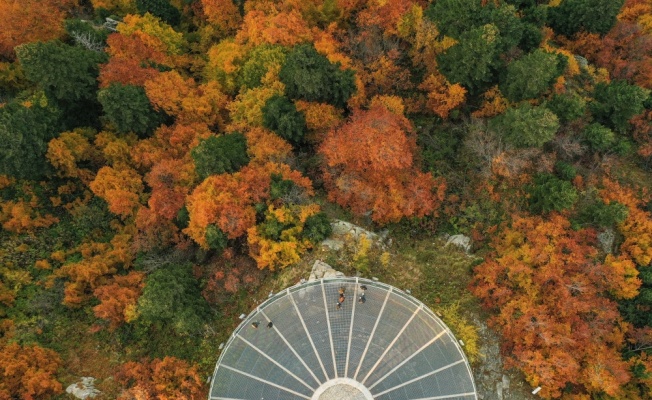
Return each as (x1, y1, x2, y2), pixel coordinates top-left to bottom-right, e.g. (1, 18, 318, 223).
(302, 212, 332, 243)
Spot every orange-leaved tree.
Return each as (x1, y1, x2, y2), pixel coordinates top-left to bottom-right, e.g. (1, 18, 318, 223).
(129, 123, 209, 250)
(0, 198, 59, 234)
(368, 95, 406, 116)
(90, 0, 135, 15)
(356, 0, 417, 37)
(117, 13, 185, 57)
(46, 128, 99, 183)
(0, 0, 71, 59)
(294, 100, 343, 132)
(56, 233, 134, 306)
(144, 71, 228, 126)
(471, 86, 509, 118)
(89, 166, 144, 218)
(319, 105, 446, 223)
(93, 271, 145, 330)
(600, 179, 652, 267)
(631, 109, 652, 159)
(185, 163, 313, 249)
(99, 32, 172, 88)
(134, 206, 184, 251)
(92, 131, 137, 168)
(358, 55, 413, 98)
(184, 172, 256, 247)
(419, 71, 467, 119)
(471, 214, 637, 398)
(131, 123, 213, 169)
(133, 157, 196, 250)
(144, 158, 195, 221)
(313, 27, 353, 70)
(235, 8, 313, 47)
(561, 21, 652, 89)
(200, 0, 241, 35)
(115, 356, 204, 400)
(0, 342, 63, 400)
(243, 127, 293, 164)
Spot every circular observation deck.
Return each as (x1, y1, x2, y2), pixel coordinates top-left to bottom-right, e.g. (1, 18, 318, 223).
(210, 277, 477, 400)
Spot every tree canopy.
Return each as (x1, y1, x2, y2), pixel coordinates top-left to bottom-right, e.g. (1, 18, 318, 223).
(135, 0, 180, 26)
(191, 132, 249, 179)
(279, 44, 356, 108)
(501, 50, 564, 102)
(16, 40, 107, 103)
(98, 83, 162, 136)
(262, 95, 307, 144)
(437, 24, 501, 94)
(548, 0, 625, 37)
(0, 96, 62, 179)
(590, 80, 649, 133)
(490, 103, 560, 148)
(472, 214, 637, 398)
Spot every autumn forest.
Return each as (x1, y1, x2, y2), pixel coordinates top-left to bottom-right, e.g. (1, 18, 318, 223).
(1, 0, 652, 398)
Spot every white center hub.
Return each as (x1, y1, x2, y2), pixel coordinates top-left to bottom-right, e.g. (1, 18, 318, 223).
(312, 378, 374, 400)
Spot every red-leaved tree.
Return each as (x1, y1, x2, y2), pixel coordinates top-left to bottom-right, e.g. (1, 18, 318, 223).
(319, 105, 446, 223)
